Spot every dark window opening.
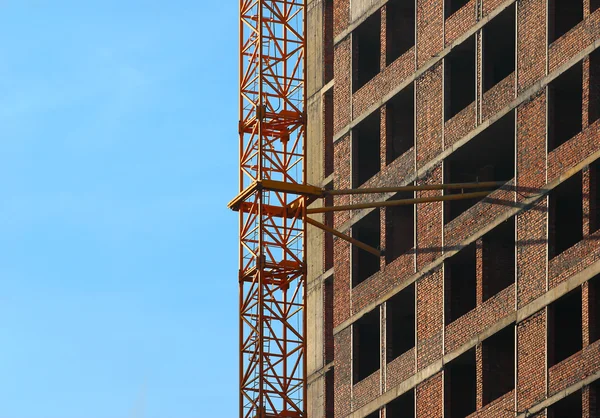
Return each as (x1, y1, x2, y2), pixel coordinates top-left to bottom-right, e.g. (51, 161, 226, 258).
(445, 244, 477, 325)
(386, 84, 414, 164)
(324, 0, 334, 83)
(387, 389, 414, 418)
(324, 277, 334, 363)
(386, 0, 415, 65)
(445, 35, 476, 121)
(444, 111, 515, 223)
(548, 287, 583, 367)
(593, 0, 600, 14)
(589, 49, 600, 125)
(325, 369, 334, 418)
(549, 0, 583, 43)
(353, 309, 380, 383)
(365, 411, 379, 418)
(445, 0, 470, 18)
(549, 171, 583, 259)
(591, 160, 600, 235)
(444, 348, 476, 418)
(353, 12, 381, 92)
(481, 218, 515, 302)
(548, 60, 583, 151)
(548, 390, 582, 418)
(324, 90, 334, 178)
(325, 196, 334, 270)
(387, 284, 415, 361)
(590, 274, 599, 344)
(595, 381, 600, 416)
(386, 191, 415, 264)
(483, 5, 516, 92)
(353, 112, 381, 187)
(482, 326, 515, 406)
(353, 210, 381, 287)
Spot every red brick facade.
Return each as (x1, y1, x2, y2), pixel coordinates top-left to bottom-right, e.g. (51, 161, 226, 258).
(310, 0, 600, 416)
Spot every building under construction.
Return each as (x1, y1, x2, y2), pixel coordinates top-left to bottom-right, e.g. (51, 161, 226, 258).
(304, 0, 600, 417)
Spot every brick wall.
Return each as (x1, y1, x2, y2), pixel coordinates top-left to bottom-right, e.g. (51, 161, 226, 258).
(312, 0, 600, 416)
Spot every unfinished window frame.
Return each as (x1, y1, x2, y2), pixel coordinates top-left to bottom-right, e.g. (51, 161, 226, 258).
(353, 308, 381, 384)
(547, 286, 583, 367)
(386, 283, 415, 362)
(352, 11, 381, 93)
(352, 210, 381, 288)
(482, 4, 516, 93)
(548, 0, 583, 44)
(548, 170, 584, 260)
(445, 244, 477, 325)
(386, 83, 415, 165)
(352, 111, 381, 188)
(444, 35, 476, 121)
(548, 59, 583, 152)
(385, 0, 415, 65)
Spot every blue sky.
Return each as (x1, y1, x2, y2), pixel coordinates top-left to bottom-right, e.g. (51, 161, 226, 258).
(0, 2, 239, 417)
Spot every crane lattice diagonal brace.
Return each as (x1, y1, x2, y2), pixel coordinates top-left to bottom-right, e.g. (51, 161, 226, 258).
(231, 0, 507, 417)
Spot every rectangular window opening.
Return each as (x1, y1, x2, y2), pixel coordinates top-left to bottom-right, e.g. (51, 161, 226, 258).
(324, 90, 334, 178)
(387, 389, 415, 418)
(365, 411, 379, 418)
(324, 277, 334, 363)
(353, 11, 381, 93)
(548, 389, 582, 418)
(589, 49, 600, 125)
(593, 0, 600, 13)
(444, 348, 476, 418)
(445, 244, 477, 325)
(483, 5, 516, 92)
(482, 326, 515, 406)
(386, 0, 415, 65)
(591, 160, 600, 235)
(353, 309, 380, 384)
(548, 287, 583, 367)
(353, 111, 381, 187)
(549, 171, 583, 259)
(548, 60, 583, 151)
(445, 35, 476, 121)
(444, 111, 515, 223)
(590, 274, 600, 344)
(385, 191, 415, 264)
(325, 369, 334, 418)
(352, 210, 381, 287)
(549, 0, 583, 43)
(482, 218, 515, 302)
(386, 84, 414, 164)
(445, 0, 470, 19)
(386, 283, 415, 362)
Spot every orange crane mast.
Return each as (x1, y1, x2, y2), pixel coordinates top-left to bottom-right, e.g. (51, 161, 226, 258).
(233, 1, 307, 417)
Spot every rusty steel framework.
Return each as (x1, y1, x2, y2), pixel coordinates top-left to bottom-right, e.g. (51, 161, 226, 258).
(230, 1, 508, 416)
(234, 0, 307, 417)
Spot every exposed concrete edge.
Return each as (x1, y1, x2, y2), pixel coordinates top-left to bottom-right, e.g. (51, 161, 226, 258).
(307, 267, 334, 294)
(308, 78, 334, 103)
(346, 260, 600, 418)
(334, 38, 600, 236)
(516, 371, 600, 417)
(307, 361, 334, 385)
(332, 0, 517, 144)
(334, 147, 600, 335)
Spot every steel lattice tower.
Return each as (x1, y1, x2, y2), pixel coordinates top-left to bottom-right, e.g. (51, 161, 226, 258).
(235, 1, 306, 417)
